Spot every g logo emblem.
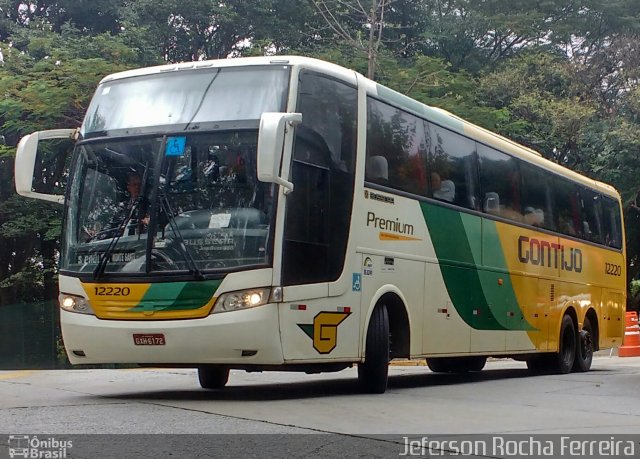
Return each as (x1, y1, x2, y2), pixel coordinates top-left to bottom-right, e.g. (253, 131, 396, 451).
(298, 311, 351, 354)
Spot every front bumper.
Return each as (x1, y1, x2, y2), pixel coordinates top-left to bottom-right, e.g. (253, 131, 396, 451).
(61, 304, 284, 365)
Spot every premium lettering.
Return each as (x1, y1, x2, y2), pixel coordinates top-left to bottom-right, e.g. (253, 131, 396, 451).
(366, 212, 414, 235)
(518, 235, 582, 273)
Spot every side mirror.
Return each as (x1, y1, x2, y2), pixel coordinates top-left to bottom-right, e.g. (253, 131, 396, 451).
(257, 112, 302, 194)
(15, 128, 77, 204)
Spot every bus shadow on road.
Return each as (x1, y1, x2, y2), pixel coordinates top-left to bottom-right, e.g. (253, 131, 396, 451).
(96, 366, 572, 402)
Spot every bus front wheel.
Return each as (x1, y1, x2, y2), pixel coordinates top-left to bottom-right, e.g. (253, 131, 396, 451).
(358, 304, 390, 394)
(198, 365, 230, 389)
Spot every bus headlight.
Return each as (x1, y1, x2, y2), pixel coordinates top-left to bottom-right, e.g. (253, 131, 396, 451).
(59, 293, 94, 315)
(213, 288, 271, 313)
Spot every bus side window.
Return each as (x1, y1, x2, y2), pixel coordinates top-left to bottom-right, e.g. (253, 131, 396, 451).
(521, 161, 554, 230)
(428, 124, 478, 209)
(553, 178, 583, 238)
(601, 196, 622, 249)
(478, 144, 521, 221)
(365, 98, 428, 196)
(579, 188, 603, 244)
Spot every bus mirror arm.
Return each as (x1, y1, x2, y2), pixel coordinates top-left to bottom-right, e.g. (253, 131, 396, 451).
(257, 112, 302, 195)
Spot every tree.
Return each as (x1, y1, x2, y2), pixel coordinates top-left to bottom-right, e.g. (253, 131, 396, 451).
(0, 26, 147, 306)
(310, 0, 392, 79)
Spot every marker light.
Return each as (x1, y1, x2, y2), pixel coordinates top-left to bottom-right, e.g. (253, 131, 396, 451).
(59, 293, 94, 315)
(213, 288, 271, 313)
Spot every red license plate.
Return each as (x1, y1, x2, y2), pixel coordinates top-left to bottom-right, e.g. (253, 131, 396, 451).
(133, 333, 166, 345)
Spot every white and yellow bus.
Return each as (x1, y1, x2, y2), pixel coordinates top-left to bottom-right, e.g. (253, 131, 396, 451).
(15, 56, 625, 393)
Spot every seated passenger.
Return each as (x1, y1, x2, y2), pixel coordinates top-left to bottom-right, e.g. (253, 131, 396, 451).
(431, 172, 455, 202)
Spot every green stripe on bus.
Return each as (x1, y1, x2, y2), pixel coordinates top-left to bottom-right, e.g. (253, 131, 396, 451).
(130, 279, 222, 312)
(421, 202, 533, 330)
(421, 202, 506, 330)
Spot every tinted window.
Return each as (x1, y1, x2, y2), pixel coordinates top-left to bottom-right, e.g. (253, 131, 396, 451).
(429, 124, 478, 209)
(580, 187, 603, 244)
(554, 178, 583, 238)
(283, 72, 357, 285)
(601, 197, 623, 249)
(520, 162, 555, 230)
(366, 98, 429, 196)
(478, 144, 522, 221)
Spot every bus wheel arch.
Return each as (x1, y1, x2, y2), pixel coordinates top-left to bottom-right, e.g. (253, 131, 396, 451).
(362, 290, 410, 360)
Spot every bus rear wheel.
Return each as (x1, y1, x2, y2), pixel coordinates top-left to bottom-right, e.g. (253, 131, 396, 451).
(426, 357, 450, 373)
(427, 356, 486, 373)
(526, 355, 550, 373)
(553, 315, 577, 374)
(573, 317, 594, 372)
(198, 365, 230, 389)
(358, 304, 390, 394)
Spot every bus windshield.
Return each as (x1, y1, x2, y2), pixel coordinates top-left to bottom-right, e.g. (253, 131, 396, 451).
(81, 65, 290, 137)
(61, 131, 275, 276)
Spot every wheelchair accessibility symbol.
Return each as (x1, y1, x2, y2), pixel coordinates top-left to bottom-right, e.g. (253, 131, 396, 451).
(352, 273, 361, 292)
(165, 136, 187, 157)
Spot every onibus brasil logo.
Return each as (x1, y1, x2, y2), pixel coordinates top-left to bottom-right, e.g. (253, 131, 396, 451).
(298, 311, 351, 354)
(8, 435, 72, 458)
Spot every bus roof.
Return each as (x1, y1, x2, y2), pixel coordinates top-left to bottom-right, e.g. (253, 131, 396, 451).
(99, 55, 620, 201)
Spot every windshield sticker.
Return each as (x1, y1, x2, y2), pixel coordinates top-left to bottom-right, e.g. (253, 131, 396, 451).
(209, 213, 231, 228)
(77, 251, 136, 265)
(183, 232, 235, 251)
(165, 136, 187, 157)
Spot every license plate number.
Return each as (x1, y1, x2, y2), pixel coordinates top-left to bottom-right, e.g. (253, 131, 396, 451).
(133, 333, 165, 345)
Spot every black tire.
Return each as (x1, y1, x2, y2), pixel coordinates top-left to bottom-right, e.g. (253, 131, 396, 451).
(573, 317, 594, 372)
(426, 358, 451, 373)
(427, 356, 486, 373)
(464, 356, 487, 372)
(526, 354, 552, 373)
(198, 365, 230, 389)
(553, 315, 577, 374)
(358, 304, 390, 394)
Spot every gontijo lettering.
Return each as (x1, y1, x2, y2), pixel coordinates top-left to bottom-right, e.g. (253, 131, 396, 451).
(366, 211, 414, 235)
(518, 235, 583, 273)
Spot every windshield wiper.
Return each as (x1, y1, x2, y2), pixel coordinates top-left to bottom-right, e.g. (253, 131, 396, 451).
(157, 191, 204, 280)
(92, 199, 141, 279)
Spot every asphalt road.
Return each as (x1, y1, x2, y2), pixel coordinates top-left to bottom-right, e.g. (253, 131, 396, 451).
(1, 356, 639, 457)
